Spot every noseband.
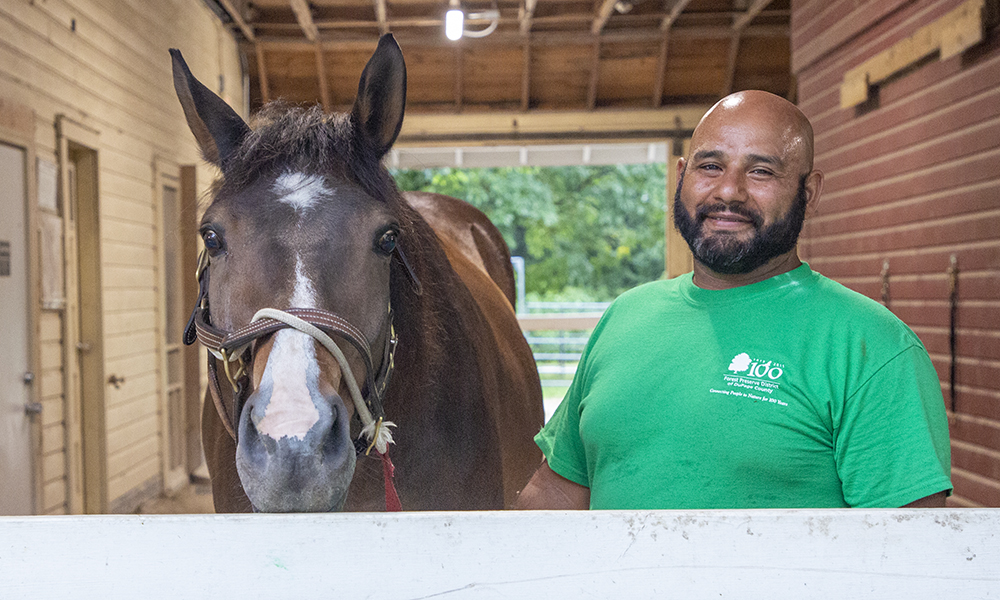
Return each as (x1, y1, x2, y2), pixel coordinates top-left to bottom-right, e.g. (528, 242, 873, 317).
(183, 249, 401, 456)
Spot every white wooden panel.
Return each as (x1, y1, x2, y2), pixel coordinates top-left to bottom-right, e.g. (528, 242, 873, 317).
(0, 510, 997, 598)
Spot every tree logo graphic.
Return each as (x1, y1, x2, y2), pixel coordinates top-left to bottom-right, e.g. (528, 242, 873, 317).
(728, 353, 751, 373)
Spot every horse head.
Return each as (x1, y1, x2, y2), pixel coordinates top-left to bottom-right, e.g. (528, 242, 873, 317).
(171, 35, 408, 512)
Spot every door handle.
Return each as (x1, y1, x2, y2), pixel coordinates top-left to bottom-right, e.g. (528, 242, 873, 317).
(107, 374, 125, 389)
(24, 402, 43, 415)
(76, 341, 92, 352)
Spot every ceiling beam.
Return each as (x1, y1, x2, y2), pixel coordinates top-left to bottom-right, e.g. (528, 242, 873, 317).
(289, 0, 319, 41)
(255, 43, 270, 104)
(723, 0, 775, 97)
(218, 0, 255, 41)
(373, 0, 388, 35)
(255, 24, 789, 51)
(520, 0, 538, 35)
(315, 43, 331, 112)
(654, 0, 695, 107)
(454, 46, 464, 111)
(521, 40, 531, 111)
(721, 32, 741, 97)
(592, 0, 618, 35)
(661, 0, 695, 31)
(587, 39, 601, 109)
(396, 106, 710, 147)
(653, 36, 669, 108)
(258, 9, 789, 32)
(733, 0, 776, 32)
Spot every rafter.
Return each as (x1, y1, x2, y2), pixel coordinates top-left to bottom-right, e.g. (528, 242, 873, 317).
(255, 43, 270, 103)
(315, 44, 331, 112)
(218, 0, 255, 41)
(653, 36, 669, 108)
(521, 40, 531, 111)
(586, 39, 601, 109)
(592, 0, 617, 35)
(454, 46, 464, 111)
(256, 25, 789, 51)
(373, 0, 388, 35)
(722, 31, 741, 97)
(654, 0, 695, 107)
(519, 0, 538, 36)
(733, 0, 776, 32)
(723, 0, 775, 96)
(661, 0, 695, 31)
(289, 0, 319, 41)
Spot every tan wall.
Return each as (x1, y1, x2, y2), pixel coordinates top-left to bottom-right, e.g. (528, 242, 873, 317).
(0, 0, 243, 513)
(792, 0, 1000, 506)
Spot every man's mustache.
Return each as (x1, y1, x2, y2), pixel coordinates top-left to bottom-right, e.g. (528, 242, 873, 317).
(694, 202, 764, 230)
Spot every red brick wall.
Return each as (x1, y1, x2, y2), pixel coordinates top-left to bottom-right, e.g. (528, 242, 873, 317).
(792, 0, 1000, 507)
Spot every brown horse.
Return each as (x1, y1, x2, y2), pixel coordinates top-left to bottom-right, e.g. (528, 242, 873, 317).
(171, 35, 543, 512)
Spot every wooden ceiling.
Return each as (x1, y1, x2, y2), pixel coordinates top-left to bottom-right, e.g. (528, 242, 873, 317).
(211, 0, 791, 142)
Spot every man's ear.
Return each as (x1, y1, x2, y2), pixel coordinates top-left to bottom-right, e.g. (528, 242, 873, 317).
(170, 48, 250, 168)
(675, 157, 686, 184)
(803, 169, 824, 216)
(350, 34, 406, 161)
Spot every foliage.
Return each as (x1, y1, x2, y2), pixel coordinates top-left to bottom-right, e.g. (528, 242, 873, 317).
(393, 164, 667, 301)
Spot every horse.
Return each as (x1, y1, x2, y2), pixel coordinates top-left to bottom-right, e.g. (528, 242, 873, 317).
(170, 34, 544, 512)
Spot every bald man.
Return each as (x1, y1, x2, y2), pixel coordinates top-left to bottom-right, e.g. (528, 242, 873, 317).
(515, 91, 952, 510)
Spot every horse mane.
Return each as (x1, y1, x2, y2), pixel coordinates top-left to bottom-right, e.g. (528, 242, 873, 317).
(218, 103, 396, 206)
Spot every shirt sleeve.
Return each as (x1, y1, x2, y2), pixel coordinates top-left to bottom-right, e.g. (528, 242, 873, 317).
(835, 344, 953, 507)
(534, 380, 590, 487)
(533, 307, 615, 489)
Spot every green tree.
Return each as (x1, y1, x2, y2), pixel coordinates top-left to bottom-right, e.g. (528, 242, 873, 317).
(393, 164, 666, 301)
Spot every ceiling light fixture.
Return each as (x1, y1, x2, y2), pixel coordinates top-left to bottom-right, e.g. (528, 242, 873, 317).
(445, 0, 499, 41)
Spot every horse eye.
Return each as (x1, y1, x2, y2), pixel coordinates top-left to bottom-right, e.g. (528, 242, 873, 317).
(376, 230, 397, 255)
(202, 229, 224, 255)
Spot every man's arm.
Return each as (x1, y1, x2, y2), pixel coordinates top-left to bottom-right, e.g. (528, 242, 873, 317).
(902, 490, 947, 508)
(513, 459, 590, 510)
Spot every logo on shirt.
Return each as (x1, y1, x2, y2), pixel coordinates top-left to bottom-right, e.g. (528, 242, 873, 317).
(710, 352, 788, 406)
(728, 352, 784, 380)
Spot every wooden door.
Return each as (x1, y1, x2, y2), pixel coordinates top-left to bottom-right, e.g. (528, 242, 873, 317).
(0, 142, 33, 514)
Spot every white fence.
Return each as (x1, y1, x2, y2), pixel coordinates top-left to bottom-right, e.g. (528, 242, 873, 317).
(1, 509, 997, 598)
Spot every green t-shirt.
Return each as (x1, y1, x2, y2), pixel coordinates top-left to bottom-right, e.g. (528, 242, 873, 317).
(536, 264, 952, 509)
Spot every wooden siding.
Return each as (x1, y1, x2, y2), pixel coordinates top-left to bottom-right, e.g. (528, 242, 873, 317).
(0, 0, 243, 513)
(792, 0, 1000, 506)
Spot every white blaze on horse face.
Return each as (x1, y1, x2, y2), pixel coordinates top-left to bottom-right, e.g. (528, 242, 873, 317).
(272, 172, 332, 212)
(256, 258, 322, 440)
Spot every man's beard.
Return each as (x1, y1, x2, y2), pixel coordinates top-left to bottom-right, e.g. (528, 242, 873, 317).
(672, 170, 808, 275)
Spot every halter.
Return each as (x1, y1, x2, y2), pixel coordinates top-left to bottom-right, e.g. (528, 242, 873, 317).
(184, 248, 410, 510)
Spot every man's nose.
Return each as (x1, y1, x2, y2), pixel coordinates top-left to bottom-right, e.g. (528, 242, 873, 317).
(714, 168, 748, 204)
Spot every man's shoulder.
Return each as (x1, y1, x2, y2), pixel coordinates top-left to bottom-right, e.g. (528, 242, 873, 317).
(799, 269, 923, 344)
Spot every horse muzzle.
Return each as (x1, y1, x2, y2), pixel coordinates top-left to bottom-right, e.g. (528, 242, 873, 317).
(235, 384, 356, 512)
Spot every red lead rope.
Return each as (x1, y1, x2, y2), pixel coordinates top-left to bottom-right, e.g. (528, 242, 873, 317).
(378, 450, 402, 511)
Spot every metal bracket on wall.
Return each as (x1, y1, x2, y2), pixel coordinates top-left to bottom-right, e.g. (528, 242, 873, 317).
(947, 254, 959, 412)
(880, 259, 891, 308)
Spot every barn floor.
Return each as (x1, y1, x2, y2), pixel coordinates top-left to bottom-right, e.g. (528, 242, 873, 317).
(137, 479, 215, 514)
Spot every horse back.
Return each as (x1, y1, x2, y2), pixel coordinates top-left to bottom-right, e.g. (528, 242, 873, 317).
(414, 198, 544, 506)
(404, 191, 518, 309)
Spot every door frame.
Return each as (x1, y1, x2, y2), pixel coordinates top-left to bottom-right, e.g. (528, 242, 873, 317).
(0, 98, 42, 514)
(153, 157, 188, 492)
(57, 116, 106, 514)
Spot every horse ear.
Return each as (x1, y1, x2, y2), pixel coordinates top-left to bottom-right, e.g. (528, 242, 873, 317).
(351, 34, 406, 159)
(170, 48, 250, 168)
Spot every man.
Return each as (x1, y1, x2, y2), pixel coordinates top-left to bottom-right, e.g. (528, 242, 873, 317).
(515, 91, 952, 510)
